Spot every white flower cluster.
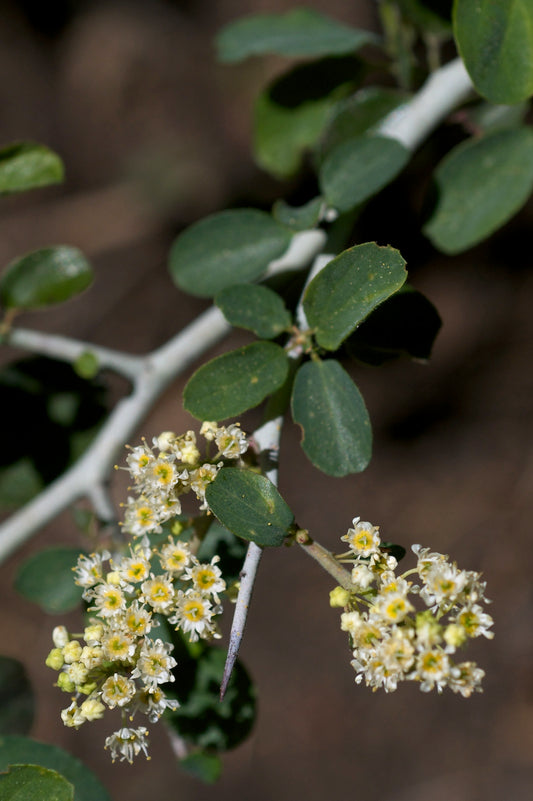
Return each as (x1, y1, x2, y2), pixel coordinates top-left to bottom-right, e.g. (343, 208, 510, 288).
(121, 422, 248, 537)
(333, 518, 493, 696)
(46, 422, 245, 763)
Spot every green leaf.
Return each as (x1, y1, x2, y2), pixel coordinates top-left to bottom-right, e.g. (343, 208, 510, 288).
(184, 341, 289, 420)
(0, 765, 73, 801)
(72, 351, 99, 380)
(345, 286, 442, 364)
(168, 209, 291, 298)
(318, 87, 410, 162)
(303, 243, 407, 351)
(0, 738, 111, 801)
(464, 99, 529, 134)
(215, 284, 292, 339)
(453, 0, 533, 104)
(272, 196, 324, 231)
(291, 359, 371, 476)
(15, 547, 84, 614)
(423, 126, 533, 253)
(167, 641, 256, 751)
(216, 8, 378, 62)
(205, 468, 294, 547)
(0, 657, 34, 736)
(0, 142, 64, 195)
(319, 134, 410, 212)
(0, 247, 93, 309)
(253, 56, 362, 179)
(0, 459, 43, 510)
(179, 752, 222, 784)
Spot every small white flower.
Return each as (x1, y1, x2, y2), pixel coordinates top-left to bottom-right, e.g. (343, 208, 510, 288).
(170, 590, 220, 642)
(105, 727, 150, 763)
(341, 517, 381, 558)
(101, 673, 137, 708)
(131, 638, 177, 689)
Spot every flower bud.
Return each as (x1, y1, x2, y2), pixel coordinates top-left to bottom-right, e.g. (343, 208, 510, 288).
(330, 586, 351, 608)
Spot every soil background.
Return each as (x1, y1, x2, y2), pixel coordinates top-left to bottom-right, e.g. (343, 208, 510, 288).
(0, 2, 532, 800)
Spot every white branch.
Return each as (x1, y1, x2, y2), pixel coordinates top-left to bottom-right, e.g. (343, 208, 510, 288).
(377, 58, 473, 150)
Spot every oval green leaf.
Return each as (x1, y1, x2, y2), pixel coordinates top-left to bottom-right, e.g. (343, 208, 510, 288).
(319, 134, 410, 212)
(291, 359, 371, 476)
(0, 765, 73, 801)
(0, 142, 64, 195)
(184, 341, 289, 420)
(168, 209, 291, 298)
(15, 547, 84, 614)
(216, 8, 378, 62)
(253, 57, 361, 179)
(0, 737, 112, 801)
(0, 657, 34, 736)
(179, 753, 222, 784)
(215, 284, 292, 339)
(205, 468, 293, 546)
(454, 0, 533, 104)
(0, 247, 93, 310)
(423, 126, 533, 253)
(303, 243, 407, 351)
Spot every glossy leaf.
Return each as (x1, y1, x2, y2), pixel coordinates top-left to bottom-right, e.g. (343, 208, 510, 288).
(15, 547, 84, 614)
(216, 8, 378, 62)
(253, 57, 361, 178)
(303, 243, 407, 351)
(167, 641, 256, 751)
(0, 657, 34, 736)
(0, 765, 73, 801)
(0, 247, 93, 309)
(345, 286, 442, 365)
(423, 127, 533, 253)
(168, 209, 291, 298)
(319, 134, 410, 212)
(184, 341, 289, 420)
(206, 468, 293, 546)
(318, 87, 409, 161)
(291, 359, 371, 476)
(0, 142, 64, 195)
(272, 196, 324, 231)
(454, 0, 533, 104)
(0, 737, 111, 801)
(215, 284, 291, 339)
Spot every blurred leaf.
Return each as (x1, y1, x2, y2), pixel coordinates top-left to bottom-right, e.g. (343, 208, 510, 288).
(167, 642, 256, 751)
(345, 286, 442, 364)
(454, 0, 533, 104)
(0, 358, 108, 505)
(0, 738, 111, 801)
(179, 752, 222, 784)
(423, 127, 533, 253)
(0, 247, 93, 310)
(206, 468, 293, 547)
(464, 99, 529, 134)
(72, 352, 99, 380)
(196, 521, 248, 585)
(0, 142, 64, 195)
(15, 547, 84, 614)
(184, 342, 289, 420)
(272, 196, 324, 230)
(304, 243, 407, 351)
(319, 134, 410, 212)
(0, 657, 34, 736)
(169, 209, 291, 298)
(0, 764, 73, 801)
(216, 8, 378, 62)
(397, 0, 453, 32)
(0, 459, 43, 510)
(318, 87, 409, 161)
(291, 359, 371, 476)
(254, 56, 362, 178)
(215, 284, 292, 339)
(381, 541, 407, 562)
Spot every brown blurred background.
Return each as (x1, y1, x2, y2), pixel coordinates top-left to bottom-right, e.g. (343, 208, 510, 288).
(0, 1, 532, 800)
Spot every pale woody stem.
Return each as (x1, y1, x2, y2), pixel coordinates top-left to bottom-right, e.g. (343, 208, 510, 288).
(295, 530, 354, 592)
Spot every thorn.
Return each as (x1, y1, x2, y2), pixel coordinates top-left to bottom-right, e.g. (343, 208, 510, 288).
(219, 541, 263, 700)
